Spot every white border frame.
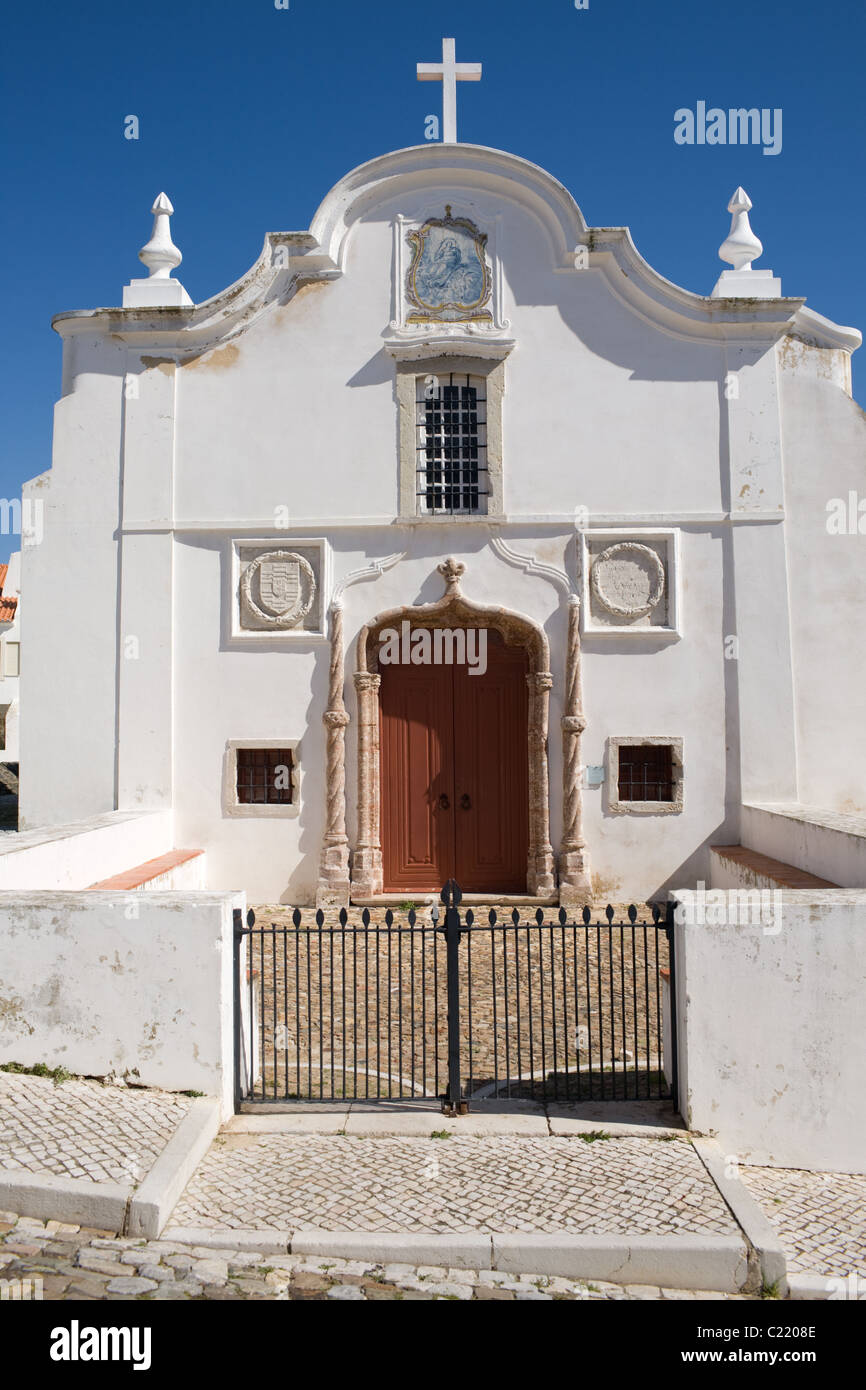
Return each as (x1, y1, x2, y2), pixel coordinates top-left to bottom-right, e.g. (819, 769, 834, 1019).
(606, 736, 684, 816)
(222, 738, 301, 819)
(580, 528, 681, 638)
(230, 537, 330, 642)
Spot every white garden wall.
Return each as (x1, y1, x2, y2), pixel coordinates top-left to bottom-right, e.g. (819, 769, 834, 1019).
(0, 890, 242, 1115)
(672, 889, 866, 1173)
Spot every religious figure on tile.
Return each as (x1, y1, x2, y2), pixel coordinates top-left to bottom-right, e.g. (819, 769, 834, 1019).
(405, 208, 492, 323)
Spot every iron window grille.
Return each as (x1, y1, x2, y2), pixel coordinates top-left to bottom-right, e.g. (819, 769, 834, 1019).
(617, 744, 675, 802)
(416, 373, 488, 514)
(236, 747, 294, 806)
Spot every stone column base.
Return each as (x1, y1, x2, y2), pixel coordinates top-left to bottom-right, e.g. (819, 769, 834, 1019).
(527, 848, 556, 897)
(559, 847, 592, 906)
(316, 842, 351, 908)
(349, 847, 383, 901)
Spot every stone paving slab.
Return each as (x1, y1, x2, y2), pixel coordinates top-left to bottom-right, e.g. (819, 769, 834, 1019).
(169, 1132, 738, 1236)
(0, 1072, 193, 1187)
(229, 1097, 684, 1139)
(0, 1215, 753, 1300)
(741, 1165, 866, 1278)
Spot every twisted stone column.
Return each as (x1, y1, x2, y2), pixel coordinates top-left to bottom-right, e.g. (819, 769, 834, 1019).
(349, 671, 383, 899)
(559, 595, 592, 903)
(316, 603, 351, 907)
(526, 671, 556, 896)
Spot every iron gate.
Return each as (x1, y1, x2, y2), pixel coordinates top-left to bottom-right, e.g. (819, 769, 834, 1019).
(234, 883, 677, 1110)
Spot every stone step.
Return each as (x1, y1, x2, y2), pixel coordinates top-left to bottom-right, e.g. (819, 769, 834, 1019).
(88, 849, 204, 890)
(710, 845, 838, 890)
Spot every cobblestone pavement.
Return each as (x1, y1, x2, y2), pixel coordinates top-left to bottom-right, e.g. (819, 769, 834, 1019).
(741, 1165, 866, 1276)
(0, 1215, 751, 1300)
(170, 1133, 737, 1235)
(0, 1073, 192, 1185)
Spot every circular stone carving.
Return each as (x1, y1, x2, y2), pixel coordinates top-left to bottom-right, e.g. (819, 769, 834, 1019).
(590, 543, 665, 619)
(240, 551, 316, 628)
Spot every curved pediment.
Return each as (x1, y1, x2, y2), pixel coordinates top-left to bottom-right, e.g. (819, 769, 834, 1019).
(53, 141, 860, 355)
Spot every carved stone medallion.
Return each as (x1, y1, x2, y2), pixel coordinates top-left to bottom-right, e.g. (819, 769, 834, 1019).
(590, 543, 666, 619)
(240, 551, 316, 628)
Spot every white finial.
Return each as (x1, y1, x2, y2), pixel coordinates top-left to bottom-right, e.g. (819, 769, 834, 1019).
(718, 187, 763, 271)
(417, 37, 482, 143)
(138, 192, 182, 280)
(123, 190, 192, 307)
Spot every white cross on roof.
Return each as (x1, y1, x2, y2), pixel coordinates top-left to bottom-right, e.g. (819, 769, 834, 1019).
(417, 36, 482, 144)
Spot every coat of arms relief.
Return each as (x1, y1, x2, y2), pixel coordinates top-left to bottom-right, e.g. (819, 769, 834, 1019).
(405, 207, 493, 324)
(239, 550, 318, 631)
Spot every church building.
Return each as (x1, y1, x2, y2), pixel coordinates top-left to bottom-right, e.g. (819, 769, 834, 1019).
(20, 41, 865, 907)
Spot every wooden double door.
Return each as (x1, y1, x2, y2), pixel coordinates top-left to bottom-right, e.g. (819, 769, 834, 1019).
(380, 631, 529, 894)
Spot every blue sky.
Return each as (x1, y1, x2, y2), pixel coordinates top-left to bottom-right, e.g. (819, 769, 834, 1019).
(1, 0, 864, 562)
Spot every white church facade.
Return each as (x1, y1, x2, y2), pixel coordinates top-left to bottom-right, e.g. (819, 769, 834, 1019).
(19, 66, 866, 908)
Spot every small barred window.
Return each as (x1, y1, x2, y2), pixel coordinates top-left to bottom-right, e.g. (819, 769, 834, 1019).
(236, 747, 294, 805)
(617, 744, 674, 802)
(416, 373, 488, 514)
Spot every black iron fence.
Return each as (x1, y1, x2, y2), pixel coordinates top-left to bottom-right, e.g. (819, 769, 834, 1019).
(234, 883, 677, 1111)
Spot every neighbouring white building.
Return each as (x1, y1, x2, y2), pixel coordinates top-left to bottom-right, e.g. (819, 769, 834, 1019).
(18, 66, 866, 909)
(0, 551, 21, 763)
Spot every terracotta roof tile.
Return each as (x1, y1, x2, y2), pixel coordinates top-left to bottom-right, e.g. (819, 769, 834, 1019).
(0, 598, 16, 622)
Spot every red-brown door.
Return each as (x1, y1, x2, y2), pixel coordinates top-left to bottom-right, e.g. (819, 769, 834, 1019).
(379, 632, 528, 893)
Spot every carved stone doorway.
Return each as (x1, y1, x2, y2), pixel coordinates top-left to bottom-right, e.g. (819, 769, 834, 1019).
(349, 558, 556, 901)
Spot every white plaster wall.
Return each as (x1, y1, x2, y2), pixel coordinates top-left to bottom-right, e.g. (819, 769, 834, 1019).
(578, 525, 735, 900)
(779, 351, 866, 812)
(171, 536, 325, 904)
(673, 889, 866, 1172)
(170, 522, 733, 902)
(0, 811, 172, 890)
(741, 804, 866, 889)
(0, 890, 241, 1114)
(20, 332, 128, 828)
(172, 199, 724, 526)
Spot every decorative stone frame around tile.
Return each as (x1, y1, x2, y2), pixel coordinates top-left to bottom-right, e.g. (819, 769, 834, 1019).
(222, 738, 301, 819)
(348, 557, 555, 900)
(606, 736, 684, 816)
(395, 355, 505, 519)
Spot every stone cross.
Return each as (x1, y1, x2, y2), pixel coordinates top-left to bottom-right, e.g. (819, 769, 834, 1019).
(417, 37, 482, 144)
